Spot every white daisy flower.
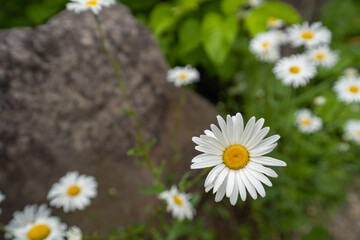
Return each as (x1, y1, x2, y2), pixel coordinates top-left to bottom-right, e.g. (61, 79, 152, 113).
(306, 45, 338, 68)
(248, 0, 263, 7)
(66, 226, 83, 240)
(0, 191, 5, 214)
(249, 32, 280, 63)
(344, 120, 360, 145)
(267, 17, 284, 29)
(333, 76, 360, 103)
(47, 171, 98, 213)
(273, 54, 317, 88)
(167, 65, 200, 87)
(66, 0, 115, 15)
(5, 204, 66, 240)
(314, 96, 326, 106)
(287, 22, 331, 48)
(159, 186, 195, 221)
(343, 67, 358, 77)
(191, 114, 286, 205)
(295, 109, 323, 134)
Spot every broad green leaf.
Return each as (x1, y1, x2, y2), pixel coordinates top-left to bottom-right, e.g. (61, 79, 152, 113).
(201, 13, 238, 65)
(178, 18, 201, 55)
(245, 1, 302, 36)
(221, 0, 248, 14)
(149, 3, 175, 36)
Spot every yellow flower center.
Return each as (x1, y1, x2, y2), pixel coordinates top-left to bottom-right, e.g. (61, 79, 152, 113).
(301, 31, 314, 40)
(262, 42, 269, 48)
(173, 195, 183, 206)
(290, 66, 300, 74)
(315, 53, 325, 60)
(222, 144, 249, 170)
(349, 85, 359, 93)
(67, 185, 81, 196)
(357, 130, 360, 137)
(268, 17, 278, 23)
(27, 224, 51, 240)
(301, 118, 311, 126)
(86, 0, 97, 6)
(178, 73, 187, 80)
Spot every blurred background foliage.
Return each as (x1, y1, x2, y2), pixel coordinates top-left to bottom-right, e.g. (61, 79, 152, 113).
(2, 0, 360, 239)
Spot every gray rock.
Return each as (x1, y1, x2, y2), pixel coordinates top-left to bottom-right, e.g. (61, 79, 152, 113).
(0, 3, 217, 232)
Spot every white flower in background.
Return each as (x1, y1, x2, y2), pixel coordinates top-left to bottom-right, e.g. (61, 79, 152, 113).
(267, 17, 284, 29)
(159, 186, 195, 221)
(66, 0, 115, 15)
(306, 45, 338, 68)
(191, 114, 286, 205)
(248, 0, 263, 7)
(66, 226, 83, 240)
(273, 54, 317, 88)
(333, 77, 360, 103)
(287, 22, 331, 48)
(295, 109, 323, 134)
(344, 120, 360, 145)
(0, 191, 5, 214)
(343, 67, 358, 77)
(47, 171, 98, 213)
(5, 204, 66, 240)
(249, 32, 280, 63)
(314, 96, 326, 106)
(167, 65, 200, 87)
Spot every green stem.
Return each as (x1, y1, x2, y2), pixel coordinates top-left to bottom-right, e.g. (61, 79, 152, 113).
(93, 14, 154, 172)
(183, 168, 210, 192)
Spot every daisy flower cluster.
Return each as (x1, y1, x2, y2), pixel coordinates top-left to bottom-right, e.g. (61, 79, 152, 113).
(332, 67, 360, 145)
(4, 171, 95, 240)
(250, 21, 338, 88)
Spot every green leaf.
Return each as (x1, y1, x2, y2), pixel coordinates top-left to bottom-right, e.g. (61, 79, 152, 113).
(127, 147, 144, 156)
(245, 1, 302, 36)
(149, 3, 175, 36)
(119, 108, 135, 117)
(178, 18, 201, 55)
(201, 13, 238, 65)
(221, 0, 248, 14)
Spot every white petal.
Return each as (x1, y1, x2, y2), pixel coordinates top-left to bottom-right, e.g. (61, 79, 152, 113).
(246, 167, 272, 187)
(226, 170, 235, 197)
(195, 145, 223, 155)
(236, 171, 247, 201)
(210, 124, 229, 148)
(244, 168, 266, 197)
(205, 163, 226, 187)
(247, 162, 278, 178)
(215, 180, 227, 202)
(240, 117, 256, 145)
(246, 127, 270, 150)
(240, 170, 257, 200)
(191, 158, 223, 169)
(213, 168, 230, 193)
(256, 135, 280, 149)
(251, 156, 286, 166)
(217, 116, 231, 146)
(229, 177, 239, 205)
(249, 143, 278, 156)
(226, 115, 236, 145)
(235, 113, 245, 144)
